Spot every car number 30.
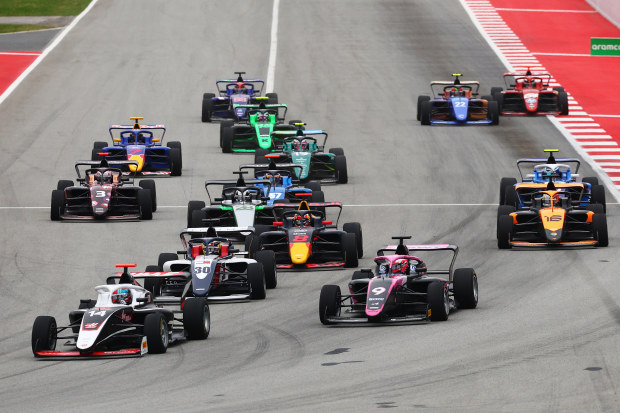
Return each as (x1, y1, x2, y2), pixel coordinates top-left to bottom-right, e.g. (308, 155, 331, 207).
(194, 266, 210, 279)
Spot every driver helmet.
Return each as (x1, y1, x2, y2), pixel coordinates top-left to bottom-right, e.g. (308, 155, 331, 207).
(207, 240, 222, 256)
(299, 139, 310, 150)
(257, 111, 269, 122)
(303, 213, 311, 226)
(293, 139, 303, 150)
(111, 287, 132, 305)
(93, 170, 103, 184)
(392, 258, 410, 275)
(102, 170, 113, 184)
(540, 193, 559, 208)
(293, 214, 304, 227)
(234, 189, 248, 203)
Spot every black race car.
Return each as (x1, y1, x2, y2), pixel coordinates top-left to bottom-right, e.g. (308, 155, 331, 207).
(31, 265, 210, 357)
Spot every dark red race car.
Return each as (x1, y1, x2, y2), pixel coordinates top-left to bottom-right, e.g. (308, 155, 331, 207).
(490, 69, 568, 116)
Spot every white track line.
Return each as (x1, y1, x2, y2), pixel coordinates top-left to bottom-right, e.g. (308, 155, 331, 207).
(265, 0, 280, 94)
(0, 0, 100, 106)
(460, 0, 620, 202)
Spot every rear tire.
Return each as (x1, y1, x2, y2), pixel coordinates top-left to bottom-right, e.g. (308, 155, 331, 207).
(427, 281, 449, 321)
(57, 180, 74, 190)
(254, 250, 277, 289)
(335, 155, 348, 184)
(190, 209, 206, 228)
(343, 232, 358, 268)
(329, 148, 344, 156)
(319, 285, 341, 325)
(202, 93, 215, 122)
(187, 201, 205, 227)
(265, 92, 278, 104)
(255, 148, 270, 164)
(310, 190, 325, 202)
(453, 268, 478, 309)
(582, 176, 599, 186)
(504, 185, 519, 207)
(248, 262, 266, 300)
(158, 253, 178, 270)
(590, 184, 606, 212)
(32, 316, 57, 355)
(343, 222, 363, 258)
(144, 313, 169, 354)
(50, 189, 65, 221)
(138, 190, 153, 220)
(139, 180, 157, 212)
(499, 177, 517, 205)
(306, 181, 321, 192)
(143, 265, 162, 296)
(183, 297, 210, 340)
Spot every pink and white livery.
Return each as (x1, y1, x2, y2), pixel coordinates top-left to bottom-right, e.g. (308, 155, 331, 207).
(319, 236, 478, 324)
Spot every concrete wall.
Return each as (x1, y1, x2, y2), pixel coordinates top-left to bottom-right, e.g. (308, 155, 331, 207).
(587, 0, 620, 30)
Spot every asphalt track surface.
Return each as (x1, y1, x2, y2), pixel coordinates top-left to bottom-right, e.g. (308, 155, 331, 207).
(0, 1, 619, 412)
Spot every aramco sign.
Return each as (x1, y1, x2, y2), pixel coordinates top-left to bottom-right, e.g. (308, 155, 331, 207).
(591, 38, 620, 56)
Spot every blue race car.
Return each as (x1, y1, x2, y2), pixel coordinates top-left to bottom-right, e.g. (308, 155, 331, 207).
(417, 74, 499, 125)
(92, 117, 182, 176)
(239, 161, 324, 204)
(255, 125, 348, 184)
(202, 72, 278, 122)
(499, 149, 606, 210)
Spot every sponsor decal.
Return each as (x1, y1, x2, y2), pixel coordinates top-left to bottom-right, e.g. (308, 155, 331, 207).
(591, 38, 620, 56)
(84, 322, 99, 330)
(120, 312, 132, 322)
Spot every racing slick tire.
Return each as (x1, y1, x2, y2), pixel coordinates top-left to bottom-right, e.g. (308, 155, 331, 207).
(32, 316, 57, 355)
(586, 204, 604, 214)
(91, 141, 107, 161)
(254, 148, 270, 164)
(220, 120, 234, 147)
(190, 209, 207, 228)
(582, 176, 599, 186)
(139, 180, 157, 212)
(202, 93, 215, 122)
(50, 189, 65, 221)
(246, 234, 262, 257)
(138, 189, 153, 220)
(319, 285, 341, 325)
(57, 180, 74, 190)
(187, 200, 206, 227)
(352, 270, 373, 280)
(427, 281, 449, 321)
(222, 126, 234, 153)
(343, 222, 363, 258)
(248, 262, 267, 300)
(504, 185, 519, 208)
(420, 100, 432, 125)
(158, 253, 178, 270)
(335, 155, 348, 184)
(143, 265, 162, 296)
(557, 91, 569, 115)
(499, 177, 518, 205)
(183, 297, 210, 340)
(553, 87, 565, 93)
(329, 148, 344, 156)
(144, 313, 169, 354)
(488, 100, 500, 125)
(497, 205, 516, 238)
(590, 184, 606, 212)
(453, 268, 478, 309)
(311, 190, 325, 203)
(168, 147, 182, 176)
(343, 232, 358, 268)
(254, 250, 277, 289)
(592, 213, 609, 247)
(491, 87, 503, 112)
(497, 215, 513, 249)
(78, 299, 96, 309)
(417, 95, 431, 121)
(265, 92, 278, 104)
(306, 181, 322, 192)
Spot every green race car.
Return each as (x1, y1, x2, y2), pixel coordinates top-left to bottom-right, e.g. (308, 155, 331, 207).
(220, 99, 296, 153)
(254, 125, 348, 184)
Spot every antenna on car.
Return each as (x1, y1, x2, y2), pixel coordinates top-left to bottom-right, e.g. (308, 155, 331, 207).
(233, 170, 247, 186)
(234, 71, 246, 82)
(116, 264, 136, 284)
(391, 236, 412, 255)
(452, 74, 462, 85)
(130, 116, 143, 129)
(544, 149, 558, 164)
(525, 67, 532, 76)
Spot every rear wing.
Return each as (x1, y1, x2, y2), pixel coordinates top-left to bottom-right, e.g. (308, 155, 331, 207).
(215, 79, 264, 95)
(179, 227, 254, 247)
(106, 271, 189, 285)
(272, 201, 343, 224)
(377, 244, 459, 280)
(108, 124, 167, 143)
(234, 103, 287, 121)
(502, 71, 551, 88)
(239, 163, 304, 180)
(429, 80, 480, 97)
(272, 129, 328, 149)
(204, 179, 271, 204)
(516, 158, 581, 180)
(73, 160, 139, 180)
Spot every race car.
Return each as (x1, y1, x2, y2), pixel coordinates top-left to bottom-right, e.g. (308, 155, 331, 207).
(499, 149, 606, 211)
(255, 125, 348, 183)
(249, 200, 362, 269)
(220, 99, 296, 153)
(31, 264, 210, 357)
(202, 71, 277, 122)
(417, 74, 499, 125)
(490, 68, 569, 115)
(497, 180, 608, 248)
(319, 236, 478, 324)
(51, 159, 156, 221)
(238, 160, 324, 204)
(92, 117, 182, 176)
(144, 227, 277, 301)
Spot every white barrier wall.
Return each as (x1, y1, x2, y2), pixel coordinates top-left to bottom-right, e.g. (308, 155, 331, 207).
(587, 0, 620, 29)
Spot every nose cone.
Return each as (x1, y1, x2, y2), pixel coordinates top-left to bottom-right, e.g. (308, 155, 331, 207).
(290, 243, 310, 264)
(452, 98, 468, 121)
(128, 154, 144, 172)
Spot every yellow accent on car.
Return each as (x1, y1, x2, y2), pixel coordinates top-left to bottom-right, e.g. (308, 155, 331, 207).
(128, 154, 144, 172)
(290, 243, 310, 264)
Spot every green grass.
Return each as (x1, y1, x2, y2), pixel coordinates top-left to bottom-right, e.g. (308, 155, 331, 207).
(0, 24, 56, 33)
(0, 0, 91, 16)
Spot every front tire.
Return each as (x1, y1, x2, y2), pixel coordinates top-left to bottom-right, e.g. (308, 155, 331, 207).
(32, 316, 57, 355)
(183, 297, 210, 340)
(139, 180, 157, 212)
(254, 250, 277, 289)
(420, 101, 432, 125)
(144, 313, 169, 354)
(50, 189, 65, 221)
(427, 281, 449, 321)
(343, 222, 363, 258)
(319, 285, 341, 325)
(202, 93, 215, 122)
(497, 215, 513, 249)
(417, 95, 430, 121)
(138, 189, 153, 220)
(248, 262, 266, 300)
(593, 213, 609, 247)
(335, 155, 348, 184)
(343, 232, 358, 268)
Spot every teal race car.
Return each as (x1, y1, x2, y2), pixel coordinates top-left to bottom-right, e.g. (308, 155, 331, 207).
(220, 99, 296, 153)
(255, 125, 348, 184)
